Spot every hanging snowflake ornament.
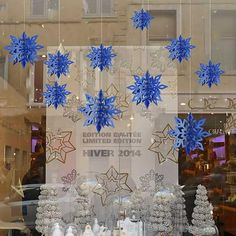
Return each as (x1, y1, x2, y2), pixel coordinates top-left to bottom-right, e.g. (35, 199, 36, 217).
(127, 71, 168, 109)
(196, 60, 224, 88)
(87, 44, 116, 71)
(79, 89, 121, 133)
(43, 82, 71, 109)
(5, 32, 43, 68)
(131, 9, 154, 30)
(169, 113, 210, 155)
(45, 51, 73, 78)
(166, 35, 195, 63)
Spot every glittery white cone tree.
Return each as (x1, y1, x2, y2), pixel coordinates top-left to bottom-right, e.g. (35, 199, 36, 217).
(129, 189, 146, 220)
(74, 182, 93, 231)
(36, 185, 62, 236)
(171, 185, 188, 235)
(188, 184, 216, 236)
(149, 191, 173, 235)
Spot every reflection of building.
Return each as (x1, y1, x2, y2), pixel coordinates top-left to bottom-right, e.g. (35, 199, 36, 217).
(0, 0, 236, 235)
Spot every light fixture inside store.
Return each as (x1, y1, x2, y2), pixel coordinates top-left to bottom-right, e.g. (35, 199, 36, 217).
(42, 54, 46, 58)
(180, 102, 186, 106)
(130, 115, 134, 120)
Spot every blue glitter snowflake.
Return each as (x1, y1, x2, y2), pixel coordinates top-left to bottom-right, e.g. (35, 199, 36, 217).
(87, 44, 116, 71)
(169, 113, 210, 155)
(45, 51, 73, 78)
(79, 89, 121, 133)
(5, 32, 43, 68)
(166, 35, 195, 63)
(43, 82, 71, 109)
(127, 71, 168, 109)
(196, 60, 224, 88)
(131, 9, 154, 30)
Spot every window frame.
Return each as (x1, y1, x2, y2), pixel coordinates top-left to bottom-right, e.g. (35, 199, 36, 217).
(211, 4, 236, 75)
(83, 0, 115, 18)
(144, 4, 180, 46)
(30, 0, 48, 19)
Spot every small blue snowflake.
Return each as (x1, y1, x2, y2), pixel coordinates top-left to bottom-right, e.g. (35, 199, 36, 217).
(131, 9, 154, 30)
(169, 113, 210, 155)
(43, 82, 71, 109)
(5, 32, 43, 68)
(87, 44, 116, 71)
(45, 51, 73, 78)
(79, 89, 121, 133)
(166, 35, 195, 63)
(127, 71, 168, 109)
(196, 60, 224, 88)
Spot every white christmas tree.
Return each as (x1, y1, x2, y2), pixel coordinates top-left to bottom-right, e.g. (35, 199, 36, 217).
(74, 181, 93, 231)
(171, 185, 188, 235)
(36, 184, 62, 236)
(188, 184, 216, 236)
(129, 189, 146, 220)
(149, 191, 173, 235)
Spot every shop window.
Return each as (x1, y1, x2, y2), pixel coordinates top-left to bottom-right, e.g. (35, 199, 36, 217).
(31, 0, 46, 17)
(4, 145, 12, 169)
(83, 0, 113, 17)
(30, 0, 58, 19)
(148, 10, 176, 44)
(212, 10, 236, 74)
(28, 55, 46, 105)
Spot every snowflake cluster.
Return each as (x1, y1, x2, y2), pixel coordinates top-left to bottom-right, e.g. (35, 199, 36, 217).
(131, 9, 154, 30)
(169, 113, 210, 155)
(79, 89, 121, 133)
(196, 60, 224, 88)
(45, 51, 73, 78)
(128, 71, 168, 109)
(5, 32, 43, 68)
(43, 82, 71, 109)
(87, 44, 116, 71)
(166, 35, 195, 63)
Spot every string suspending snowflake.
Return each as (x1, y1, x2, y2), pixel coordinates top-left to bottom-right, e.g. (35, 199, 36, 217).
(131, 9, 154, 30)
(79, 89, 121, 133)
(43, 82, 71, 109)
(5, 32, 43, 68)
(45, 51, 73, 78)
(196, 60, 224, 88)
(87, 44, 116, 71)
(169, 113, 210, 155)
(166, 35, 195, 63)
(127, 71, 168, 108)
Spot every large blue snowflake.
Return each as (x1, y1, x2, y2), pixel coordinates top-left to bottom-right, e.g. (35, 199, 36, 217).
(131, 9, 154, 30)
(169, 113, 210, 155)
(127, 71, 168, 109)
(45, 51, 73, 78)
(87, 44, 116, 71)
(43, 82, 71, 109)
(79, 89, 121, 133)
(5, 32, 43, 68)
(196, 60, 224, 88)
(166, 35, 195, 63)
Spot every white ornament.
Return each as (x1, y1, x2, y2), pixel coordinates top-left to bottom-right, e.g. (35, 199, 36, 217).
(51, 223, 64, 236)
(83, 225, 94, 236)
(93, 218, 100, 236)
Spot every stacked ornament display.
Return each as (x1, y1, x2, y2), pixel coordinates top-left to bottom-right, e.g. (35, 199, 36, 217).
(188, 185, 216, 236)
(171, 185, 188, 235)
(73, 182, 94, 231)
(36, 185, 63, 236)
(148, 189, 173, 235)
